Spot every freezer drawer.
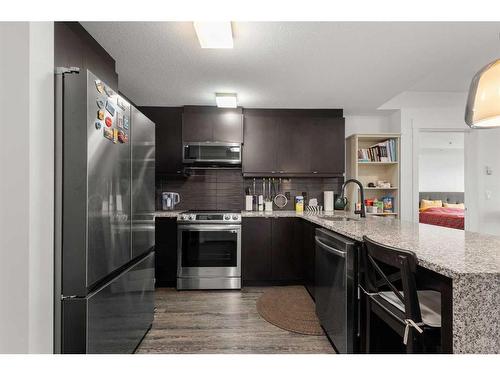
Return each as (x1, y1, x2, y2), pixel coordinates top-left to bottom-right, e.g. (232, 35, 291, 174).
(62, 252, 155, 354)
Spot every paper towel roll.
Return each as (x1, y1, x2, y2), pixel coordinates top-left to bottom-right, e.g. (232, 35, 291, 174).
(245, 195, 253, 211)
(324, 191, 334, 212)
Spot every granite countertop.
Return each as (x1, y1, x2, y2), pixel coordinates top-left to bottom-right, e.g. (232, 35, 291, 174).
(155, 210, 184, 218)
(243, 210, 500, 279)
(156, 209, 500, 278)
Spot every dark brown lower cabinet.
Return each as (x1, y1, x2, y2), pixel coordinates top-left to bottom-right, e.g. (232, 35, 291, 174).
(271, 218, 304, 281)
(302, 220, 317, 299)
(155, 217, 178, 287)
(242, 218, 272, 283)
(242, 217, 305, 285)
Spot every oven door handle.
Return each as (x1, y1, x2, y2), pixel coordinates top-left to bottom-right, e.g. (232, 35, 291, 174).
(178, 224, 241, 231)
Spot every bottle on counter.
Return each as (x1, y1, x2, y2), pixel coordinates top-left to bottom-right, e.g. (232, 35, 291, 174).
(245, 195, 253, 211)
(295, 195, 304, 213)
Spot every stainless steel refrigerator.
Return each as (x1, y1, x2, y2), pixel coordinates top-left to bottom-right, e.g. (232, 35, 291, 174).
(54, 68, 156, 353)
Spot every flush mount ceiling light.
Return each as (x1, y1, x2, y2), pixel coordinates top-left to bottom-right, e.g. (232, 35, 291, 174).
(215, 93, 238, 108)
(465, 58, 500, 128)
(193, 22, 233, 49)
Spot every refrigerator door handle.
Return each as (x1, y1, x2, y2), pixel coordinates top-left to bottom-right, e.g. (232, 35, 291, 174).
(54, 66, 80, 354)
(55, 66, 80, 75)
(54, 70, 64, 354)
(61, 295, 78, 300)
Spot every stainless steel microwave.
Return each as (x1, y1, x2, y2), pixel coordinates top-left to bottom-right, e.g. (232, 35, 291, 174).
(182, 142, 242, 165)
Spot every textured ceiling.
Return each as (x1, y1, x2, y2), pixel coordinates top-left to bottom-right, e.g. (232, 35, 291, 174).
(81, 22, 500, 113)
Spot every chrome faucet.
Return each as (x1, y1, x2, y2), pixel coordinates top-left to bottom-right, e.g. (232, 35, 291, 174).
(340, 178, 366, 218)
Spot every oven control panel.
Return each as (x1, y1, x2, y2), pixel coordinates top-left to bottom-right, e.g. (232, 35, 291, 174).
(178, 212, 241, 223)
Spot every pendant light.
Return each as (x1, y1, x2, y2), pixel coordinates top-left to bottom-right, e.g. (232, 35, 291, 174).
(465, 58, 500, 128)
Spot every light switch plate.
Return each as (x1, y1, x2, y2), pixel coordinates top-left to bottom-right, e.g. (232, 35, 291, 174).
(486, 190, 492, 200)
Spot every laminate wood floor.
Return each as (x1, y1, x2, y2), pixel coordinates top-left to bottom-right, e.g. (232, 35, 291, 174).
(135, 287, 335, 354)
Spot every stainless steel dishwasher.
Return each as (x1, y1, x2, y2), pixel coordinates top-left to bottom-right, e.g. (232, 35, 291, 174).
(315, 228, 358, 353)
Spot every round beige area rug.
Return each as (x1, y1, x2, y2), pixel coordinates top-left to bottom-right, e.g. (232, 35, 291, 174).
(256, 286, 324, 335)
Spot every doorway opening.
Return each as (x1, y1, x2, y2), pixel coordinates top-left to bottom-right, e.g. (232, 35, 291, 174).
(417, 131, 465, 230)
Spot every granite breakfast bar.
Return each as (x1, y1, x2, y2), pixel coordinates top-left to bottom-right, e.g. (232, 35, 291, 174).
(156, 210, 500, 353)
(241, 211, 500, 354)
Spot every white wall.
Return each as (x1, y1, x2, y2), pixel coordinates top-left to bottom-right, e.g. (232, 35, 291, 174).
(419, 148, 464, 192)
(344, 114, 394, 137)
(0, 22, 54, 353)
(474, 128, 500, 235)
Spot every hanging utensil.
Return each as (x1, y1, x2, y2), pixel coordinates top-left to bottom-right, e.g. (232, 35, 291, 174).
(274, 177, 288, 209)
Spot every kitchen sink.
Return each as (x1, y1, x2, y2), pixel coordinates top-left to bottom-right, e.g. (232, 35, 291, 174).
(321, 216, 359, 222)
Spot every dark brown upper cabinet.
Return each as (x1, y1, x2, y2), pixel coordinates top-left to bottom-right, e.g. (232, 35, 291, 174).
(139, 106, 183, 175)
(242, 115, 277, 174)
(275, 117, 311, 174)
(309, 117, 345, 175)
(242, 110, 345, 177)
(182, 112, 213, 142)
(182, 106, 243, 143)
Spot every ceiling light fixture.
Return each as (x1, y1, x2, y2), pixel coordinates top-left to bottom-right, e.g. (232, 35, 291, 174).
(465, 58, 500, 128)
(193, 22, 233, 49)
(215, 93, 238, 108)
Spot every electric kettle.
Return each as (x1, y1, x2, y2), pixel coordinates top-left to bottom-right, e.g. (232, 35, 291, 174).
(161, 192, 180, 210)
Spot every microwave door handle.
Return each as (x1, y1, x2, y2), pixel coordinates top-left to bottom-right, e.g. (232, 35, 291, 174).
(315, 236, 346, 258)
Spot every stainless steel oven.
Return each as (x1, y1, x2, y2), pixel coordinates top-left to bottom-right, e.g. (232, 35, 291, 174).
(182, 142, 241, 165)
(177, 211, 241, 290)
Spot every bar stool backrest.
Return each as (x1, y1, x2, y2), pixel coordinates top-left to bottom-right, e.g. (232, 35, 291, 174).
(362, 236, 422, 324)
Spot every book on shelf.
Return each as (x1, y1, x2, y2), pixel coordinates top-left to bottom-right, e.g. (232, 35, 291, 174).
(357, 138, 397, 163)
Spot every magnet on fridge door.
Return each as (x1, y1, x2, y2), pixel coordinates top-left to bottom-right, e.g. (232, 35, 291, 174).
(105, 116, 113, 128)
(97, 110, 105, 120)
(95, 80, 105, 94)
(118, 130, 128, 143)
(113, 128, 118, 144)
(103, 127, 113, 141)
(96, 98, 105, 109)
(116, 114, 123, 129)
(95, 121, 102, 130)
(123, 115, 129, 130)
(117, 97, 127, 111)
(105, 100, 115, 117)
(104, 86, 114, 97)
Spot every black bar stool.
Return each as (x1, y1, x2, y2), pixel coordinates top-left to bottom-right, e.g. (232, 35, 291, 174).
(361, 236, 442, 353)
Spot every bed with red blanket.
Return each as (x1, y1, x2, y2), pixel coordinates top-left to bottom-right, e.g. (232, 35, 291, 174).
(419, 207, 465, 230)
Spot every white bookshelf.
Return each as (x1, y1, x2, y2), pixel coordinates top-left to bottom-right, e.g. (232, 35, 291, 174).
(346, 133, 401, 217)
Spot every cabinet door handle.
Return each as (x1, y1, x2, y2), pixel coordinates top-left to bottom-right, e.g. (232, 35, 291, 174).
(312, 171, 318, 174)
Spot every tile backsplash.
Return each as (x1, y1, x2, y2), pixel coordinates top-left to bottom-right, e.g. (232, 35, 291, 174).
(156, 170, 343, 211)
(156, 170, 244, 211)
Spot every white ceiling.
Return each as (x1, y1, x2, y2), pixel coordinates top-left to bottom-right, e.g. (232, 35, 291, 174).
(81, 22, 500, 113)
